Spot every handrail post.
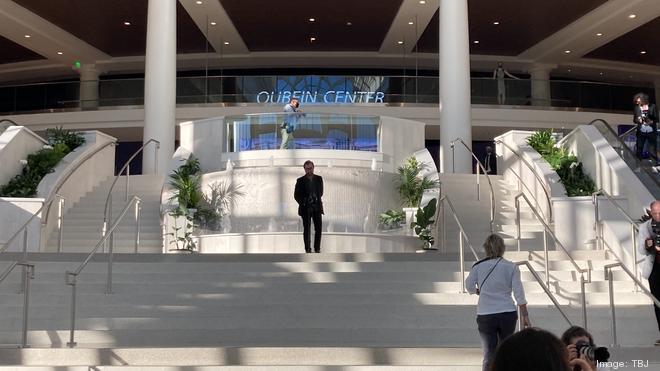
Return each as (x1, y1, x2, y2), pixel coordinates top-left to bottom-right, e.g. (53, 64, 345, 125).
(592, 192, 600, 250)
(57, 196, 65, 253)
(134, 199, 141, 253)
(580, 274, 587, 329)
(606, 266, 618, 346)
(543, 228, 549, 287)
(631, 224, 638, 292)
(66, 271, 77, 347)
(19, 228, 28, 294)
(20, 263, 34, 348)
(125, 165, 130, 202)
(459, 232, 465, 293)
(441, 199, 446, 253)
(106, 234, 114, 295)
(154, 142, 160, 175)
(476, 164, 481, 201)
(515, 196, 521, 252)
(451, 142, 455, 173)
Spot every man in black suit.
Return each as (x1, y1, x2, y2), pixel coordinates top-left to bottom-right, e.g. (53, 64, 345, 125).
(482, 146, 497, 175)
(294, 160, 324, 253)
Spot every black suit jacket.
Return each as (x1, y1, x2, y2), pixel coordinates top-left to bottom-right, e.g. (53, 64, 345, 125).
(294, 174, 324, 216)
(634, 103, 658, 134)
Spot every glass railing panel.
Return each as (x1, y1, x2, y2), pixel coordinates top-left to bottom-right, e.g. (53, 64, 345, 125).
(225, 113, 380, 153)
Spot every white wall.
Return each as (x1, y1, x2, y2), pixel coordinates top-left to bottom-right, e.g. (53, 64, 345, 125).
(0, 126, 47, 187)
(179, 117, 225, 173)
(0, 198, 43, 252)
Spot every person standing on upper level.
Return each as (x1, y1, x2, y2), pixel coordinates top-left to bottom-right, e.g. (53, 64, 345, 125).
(493, 62, 520, 105)
(280, 97, 305, 149)
(633, 93, 659, 167)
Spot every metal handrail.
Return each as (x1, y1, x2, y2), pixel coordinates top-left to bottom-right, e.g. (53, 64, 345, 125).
(592, 189, 640, 289)
(588, 118, 660, 189)
(618, 126, 636, 139)
(604, 262, 660, 346)
(0, 260, 34, 347)
(450, 138, 496, 233)
(515, 261, 573, 329)
(0, 119, 18, 126)
(515, 192, 589, 327)
(65, 196, 141, 347)
(439, 195, 480, 293)
(495, 139, 553, 223)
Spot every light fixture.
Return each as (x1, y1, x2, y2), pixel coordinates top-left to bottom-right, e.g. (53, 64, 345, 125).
(419, 0, 426, 4)
(397, 40, 404, 45)
(57, 51, 63, 55)
(473, 40, 480, 44)
(628, 14, 637, 19)
(210, 21, 217, 26)
(24, 34, 30, 38)
(123, 21, 131, 26)
(310, 37, 316, 42)
(567, 69, 572, 72)
(195, 0, 203, 4)
(599, 72, 604, 76)
(346, 21, 352, 26)
(309, 18, 315, 22)
(224, 41, 230, 45)
(564, 50, 571, 54)
(640, 50, 647, 54)
(408, 21, 414, 25)
(493, 21, 500, 25)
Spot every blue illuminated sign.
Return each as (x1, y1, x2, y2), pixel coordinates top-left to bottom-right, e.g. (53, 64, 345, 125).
(256, 90, 385, 104)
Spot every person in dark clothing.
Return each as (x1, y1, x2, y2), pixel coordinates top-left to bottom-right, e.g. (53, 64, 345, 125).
(294, 160, 324, 253)
(482, 146, 497, 175)
(637, 200, 660, 346)
(633, 93, 659, 165)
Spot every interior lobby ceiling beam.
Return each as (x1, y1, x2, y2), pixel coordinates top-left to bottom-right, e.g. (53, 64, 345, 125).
(179, 0, 249, 55)
(380, 0, 437, 54)
(518, 0, 660, 63)
(0, 0, 109, 66)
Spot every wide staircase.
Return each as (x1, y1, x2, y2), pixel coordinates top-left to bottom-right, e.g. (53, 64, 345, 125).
(45, 175, 164, 253)
(0, 173, 658, 369)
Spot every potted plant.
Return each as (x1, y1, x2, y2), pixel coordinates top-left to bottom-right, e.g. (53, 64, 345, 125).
(167, 157, 202, 252)
(395, 157, 439, 234)
(411, 198, 437, 249)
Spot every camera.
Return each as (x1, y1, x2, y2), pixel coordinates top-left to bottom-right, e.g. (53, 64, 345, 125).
(652, 221, 660, 247)
(575, 340, 610, 362)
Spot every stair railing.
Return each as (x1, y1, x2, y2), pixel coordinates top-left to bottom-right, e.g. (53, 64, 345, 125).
(604, 262, 660, 346)
(591, 189, 640, 291)
(515, 192, 589, 327)
(514, 261, 574, 330)
(494, 139, 553, 223)
(438, 194, 480, 293)
(102, 139, 159, 253)
(65, 196, 141, 347)
(450, 138, 496, 233)
(0, 118, 19, 126)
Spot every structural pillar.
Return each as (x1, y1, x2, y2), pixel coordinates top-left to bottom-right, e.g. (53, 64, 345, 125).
(529, 65, 553, 107)
(143, 0, 176, 175)
(79, 64, 99, 110)
(439, 0, 472, 173)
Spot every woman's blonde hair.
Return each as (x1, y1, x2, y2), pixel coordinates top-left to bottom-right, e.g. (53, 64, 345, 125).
(483, 233, 505, 258)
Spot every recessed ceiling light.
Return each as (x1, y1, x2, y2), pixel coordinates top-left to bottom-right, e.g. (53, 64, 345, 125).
(397, 41, 404, 45)
(567, 69, 572, 72)
(346, 21, 352, 26)
(640, 50, 647, 54)
(123, 21, 131, 26)
(629, 75, 634, 78)
(493, 21, 500, 25)
(473, 40, 480, 44)
(57, 51, 63, 55)
(596, 33, 603, 36)
(408, 21, 414, 25)
(210, 21, 217, 26)
(628, 14, 637, 19)
(224, 41, 230, 45)
(419, 0, 426, 4)
(564, 50, 571, 54)
(310, 37, 316, 42)
(195, 1, 203, 4)
(309, 18, 315, 22)
(599, 72, 604, 76)
(24, 34, 30, 38)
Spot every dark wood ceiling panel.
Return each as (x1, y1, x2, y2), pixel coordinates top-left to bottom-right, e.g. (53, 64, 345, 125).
(416, 0, 608, 55)
(12, 0, 212, 56)
(219, 0, 403, 51)
(0, 35, 44, 64)
(585, 16, 660, 67)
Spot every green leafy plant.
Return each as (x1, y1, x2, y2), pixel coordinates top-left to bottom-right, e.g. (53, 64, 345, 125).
(396, 157, 439, 208)
(527, 130, 596, 197)
(197, 180, 245, 231)
(166, 206, 197, 251)
(411, 198, 437, 249)
(0, 129, 85, 197)
(378, 209, 405, 229)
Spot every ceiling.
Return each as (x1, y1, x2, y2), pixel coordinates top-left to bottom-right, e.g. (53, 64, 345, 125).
(0, 0, 658, 83)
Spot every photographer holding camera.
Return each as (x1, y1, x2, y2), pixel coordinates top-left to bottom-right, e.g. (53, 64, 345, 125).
(561, 326, 610, 370)
(637, 200, 660, 346)
(633, 93, 658, 166)
(280, 97, 305, 149)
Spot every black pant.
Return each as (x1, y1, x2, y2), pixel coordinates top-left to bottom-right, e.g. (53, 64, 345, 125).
(650, 262, 660, 331)
(636, 132, 657, 162)
(476, 311, 518, 371)
(301, 208, 322, 253)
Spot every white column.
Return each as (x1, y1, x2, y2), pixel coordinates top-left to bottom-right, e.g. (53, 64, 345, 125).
(79, 64, 99, 110)
(529, 65, 553, 107)
(143, 0, 176, 175)
(439, 0, 472, 173)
